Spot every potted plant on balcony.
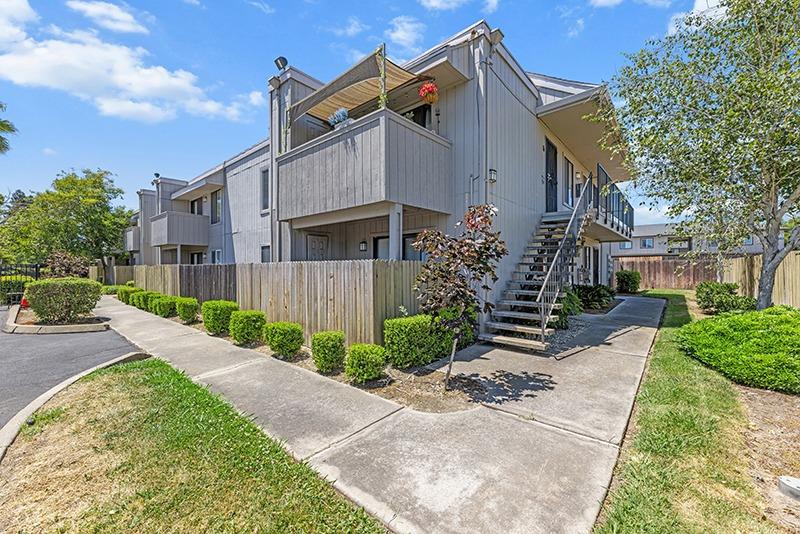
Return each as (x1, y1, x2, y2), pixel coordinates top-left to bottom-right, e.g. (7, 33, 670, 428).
(418, 81, 439, 105)
(328, 107, 352, 130)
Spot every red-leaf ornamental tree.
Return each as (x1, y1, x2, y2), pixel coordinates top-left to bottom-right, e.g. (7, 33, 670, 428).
(413, 204, 508, 388)
(594, 0, 800, 309)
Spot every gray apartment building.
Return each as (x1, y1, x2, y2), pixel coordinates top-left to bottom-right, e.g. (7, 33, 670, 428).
(610, 223, 773, 259)
(123, 20, 634, 350)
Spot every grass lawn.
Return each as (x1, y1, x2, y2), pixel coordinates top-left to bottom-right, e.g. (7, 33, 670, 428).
(0, 359, 384, 533)
(595, 290, 777, 533)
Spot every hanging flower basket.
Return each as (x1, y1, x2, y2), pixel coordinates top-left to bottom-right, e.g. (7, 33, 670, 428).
(419, 81, 439, 105)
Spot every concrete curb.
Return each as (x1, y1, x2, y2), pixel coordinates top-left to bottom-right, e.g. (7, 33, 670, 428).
(0, 351, 150, 464)
(2, 304, 109, 334)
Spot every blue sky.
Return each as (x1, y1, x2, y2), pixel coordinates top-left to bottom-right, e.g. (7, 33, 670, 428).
(0, 0, 703, 223)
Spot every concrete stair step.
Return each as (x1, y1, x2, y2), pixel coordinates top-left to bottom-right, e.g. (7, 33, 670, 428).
(498, 299, 562, 309)
(492, 309, 543, 321)
(505, 289, 561, 297)
(485, 321, 554, 336)
(478, 333, 547, 351)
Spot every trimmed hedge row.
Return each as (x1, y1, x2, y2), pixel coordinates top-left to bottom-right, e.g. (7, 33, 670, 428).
(117, 286, 143, 304)
(263, 321, 304, 358)
(312, 330, 346, 373)
(616, 270, 641, 294)
(201, 300, 239, 335)
(230, 310, 266, 345)
(345, 344, 387, 384)
(151, 296, 178, 318)
(176, 297, 199, 323)
(24, 277, 102, 324)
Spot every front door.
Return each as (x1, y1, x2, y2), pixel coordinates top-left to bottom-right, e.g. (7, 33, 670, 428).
(593, 247, 600, 285)
(545, 139, 558, 212)
(307, 234, 329, 260)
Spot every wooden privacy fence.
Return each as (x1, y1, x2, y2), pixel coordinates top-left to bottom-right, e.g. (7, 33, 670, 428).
(237, 260, 422, 345)
(120, 260, 420, 345)
(612, 257, 720, 290)
(723, 252, 800, 307)
(88, 265, 134, 285)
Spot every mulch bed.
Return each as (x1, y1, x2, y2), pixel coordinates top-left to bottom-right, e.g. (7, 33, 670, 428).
(15, 309, 106, 326)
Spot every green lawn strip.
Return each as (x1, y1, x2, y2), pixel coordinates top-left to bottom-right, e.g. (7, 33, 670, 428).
(595, 290, 775, 533)
(66, 359, 384, 533)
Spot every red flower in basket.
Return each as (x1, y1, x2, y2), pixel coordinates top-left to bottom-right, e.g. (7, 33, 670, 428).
(419, 81, 439, 105)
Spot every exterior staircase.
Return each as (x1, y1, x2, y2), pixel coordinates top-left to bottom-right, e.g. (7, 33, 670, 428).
(479, 179, 594, 352)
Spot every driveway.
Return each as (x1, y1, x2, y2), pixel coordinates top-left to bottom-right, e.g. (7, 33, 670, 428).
(0, 307, 138, 427)
(97, 295, 665, 534)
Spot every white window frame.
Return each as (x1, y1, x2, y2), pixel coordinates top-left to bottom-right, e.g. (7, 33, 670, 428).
(619, 241, 632, 250)
(210, 189, 222, 225)
(641, 238, 655, 249)
(261, 168, 270, 213)
(211, 249, 222, 264)
(260, 245, 271, 263)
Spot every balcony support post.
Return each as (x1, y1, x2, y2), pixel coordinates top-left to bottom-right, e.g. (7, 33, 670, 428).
(177, 244, 182, 265)
(388, 202, 403, 260)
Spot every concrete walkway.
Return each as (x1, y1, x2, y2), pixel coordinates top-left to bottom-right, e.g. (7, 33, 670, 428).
(96, 295, 665, 534)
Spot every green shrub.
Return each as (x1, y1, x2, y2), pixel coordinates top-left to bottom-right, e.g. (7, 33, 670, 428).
(0, 275, 34, 304)
(117, 286, 143, 304)
(175, 297, 199, 323)
(436, 305, 478, 349)
(574, 284, 615, 310)
(229, 310, 267, 345)
(311, 330, 346, 373)
(101, 285, 121, 295)
(554, 288, 583, 329)
(117, 287, 144, 306)
(125, 280, 135, 287)
(695, 281, 756, 314)
(384, 314, 451, 368)
(132, 291, 161, 311)
(201, 300, 239, 335)
(263, 322, 304, 357)
(616, 270, 641, 294)
(24, 277, 102, 324)
(345, 344, 387, 384)
(151, 296, 178, 318)
(679, 306, 800, 393)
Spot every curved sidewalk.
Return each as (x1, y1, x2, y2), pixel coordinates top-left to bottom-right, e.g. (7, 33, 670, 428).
(96, 295, 664, 534)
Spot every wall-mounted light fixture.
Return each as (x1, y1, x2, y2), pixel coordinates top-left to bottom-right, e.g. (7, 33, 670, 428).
(359, 241, 368, 252)
(274, 56, 288, 71)
(488, 168, 497, 184)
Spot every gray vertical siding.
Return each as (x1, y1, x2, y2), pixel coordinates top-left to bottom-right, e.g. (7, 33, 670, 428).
(224, 144, 271, 264)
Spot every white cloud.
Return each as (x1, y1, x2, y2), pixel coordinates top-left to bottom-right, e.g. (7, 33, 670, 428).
(589, 0, 623, 7)
(0, 0, 38, 46)
(247, 0, 275, 15)
(638, 0, 671, 6)
(667, 0, 723, 35)
(418, 0, 469, 9)
(183, 0, 202, 5)
(385, 16, 425, 56)
(331, 43, 368, 64)
(247, 90, 265, 107)
(332, 16, 368, 37)
(42, 147, 57, 156)
(567, 17, 585, 38)
(483, 0, 499, 13)
(0, 2, 262, 123)
(66, 1, 148, 34)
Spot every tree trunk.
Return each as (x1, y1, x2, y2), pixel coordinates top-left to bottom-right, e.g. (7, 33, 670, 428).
(443, 335, 459, 390)
(756, 232, 786, 310)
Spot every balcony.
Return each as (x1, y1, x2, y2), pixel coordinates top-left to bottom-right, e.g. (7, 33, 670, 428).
(124, 226, 140, 251)
(276, 108, 452, 222)
(150, 211, 209, 247)
(580, 165, 634, 241)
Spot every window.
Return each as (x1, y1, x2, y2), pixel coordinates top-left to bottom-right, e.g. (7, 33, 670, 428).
(261, 169, 270, 211)
(211, 189, 222, 224)
(641, 238, 655, 249)
(402, 104, 431, 129)
(189, 252, 204, 265)
(211, 249, 222, 264)
(373, 234, 426, 260)
(743, 235, 754, 246)
(260, 245, 270, 263)
(619, 242, 632, 250)
(190, 198, 203, 215)
(563, 157, 574, 207)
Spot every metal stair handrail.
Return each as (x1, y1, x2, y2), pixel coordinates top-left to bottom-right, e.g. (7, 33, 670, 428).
(536, 174, 594, 338)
